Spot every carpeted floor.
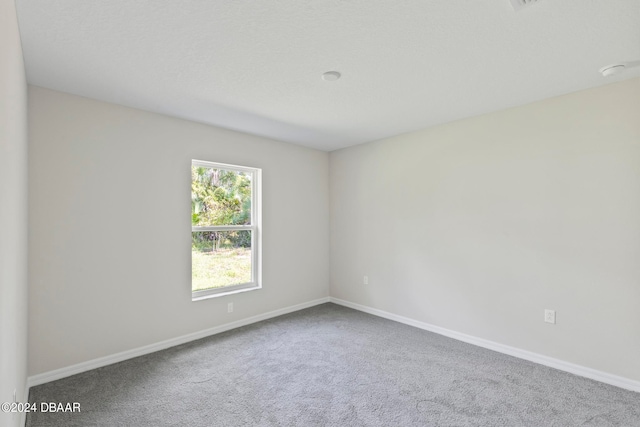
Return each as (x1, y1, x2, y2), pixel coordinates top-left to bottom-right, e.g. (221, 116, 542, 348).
(27, 303, 640, 426)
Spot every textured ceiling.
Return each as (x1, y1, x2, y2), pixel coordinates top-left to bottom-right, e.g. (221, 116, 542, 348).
(15, 0, 640, 151)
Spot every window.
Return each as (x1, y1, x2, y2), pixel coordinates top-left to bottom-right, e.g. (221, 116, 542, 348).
(191, 160, 261, 300)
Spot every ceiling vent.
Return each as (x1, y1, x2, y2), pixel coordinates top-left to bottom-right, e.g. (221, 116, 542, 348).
(510, 0, 540, 11)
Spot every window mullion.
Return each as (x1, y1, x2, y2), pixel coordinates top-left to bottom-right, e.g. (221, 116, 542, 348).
(192, 225, 254, 232)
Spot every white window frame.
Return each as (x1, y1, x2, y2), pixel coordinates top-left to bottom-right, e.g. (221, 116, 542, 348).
(191, 159, 262, 301)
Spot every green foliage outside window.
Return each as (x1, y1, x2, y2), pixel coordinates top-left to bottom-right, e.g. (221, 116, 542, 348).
(191, 166, 252, 250)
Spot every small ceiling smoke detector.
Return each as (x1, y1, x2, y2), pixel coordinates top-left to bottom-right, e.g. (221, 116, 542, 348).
(322, 71, 341, 81)
(510, 0, 541, 11)
(600, 64, 626, 77)
(599, 60, 640, 77)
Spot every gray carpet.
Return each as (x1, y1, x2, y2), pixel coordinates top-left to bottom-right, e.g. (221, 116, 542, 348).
(27, 303, 640, 426)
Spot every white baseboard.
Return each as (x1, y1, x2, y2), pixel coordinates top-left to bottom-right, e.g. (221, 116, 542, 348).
(329, 297, 640, 393)
(24, 294, 640, 397)
(27, 297, 330, 388)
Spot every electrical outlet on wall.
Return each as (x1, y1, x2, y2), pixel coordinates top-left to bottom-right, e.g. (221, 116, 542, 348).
(544, 309, 556, 324)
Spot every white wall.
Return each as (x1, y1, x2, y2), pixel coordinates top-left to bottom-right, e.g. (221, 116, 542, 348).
(28, 87, 329, 376)
(0, 0, 29, 426)
(330, 78, 640, 382)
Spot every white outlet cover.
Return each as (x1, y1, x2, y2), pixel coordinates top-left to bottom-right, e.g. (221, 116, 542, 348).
(544, 309, 556, 324)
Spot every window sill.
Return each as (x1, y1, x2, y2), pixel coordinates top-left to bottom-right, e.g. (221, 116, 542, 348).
(191, 284, 261, 301)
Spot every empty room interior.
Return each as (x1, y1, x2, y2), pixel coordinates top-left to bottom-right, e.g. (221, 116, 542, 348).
(2, 0, 640, 426)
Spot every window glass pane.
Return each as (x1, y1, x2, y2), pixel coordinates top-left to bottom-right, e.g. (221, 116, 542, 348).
(191, 166, 252, 227)
(192, 230, 252, 291)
